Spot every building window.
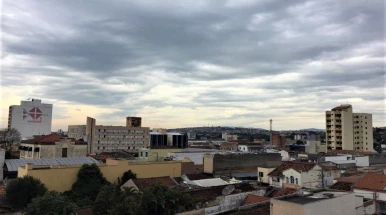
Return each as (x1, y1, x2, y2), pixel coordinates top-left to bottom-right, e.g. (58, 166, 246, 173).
(62, 148, 68, 158)
(259, 172, 264, 178)
(295, 178, 298, 184)
(145, 152, 148, 157)
(290, 176, 294, 184)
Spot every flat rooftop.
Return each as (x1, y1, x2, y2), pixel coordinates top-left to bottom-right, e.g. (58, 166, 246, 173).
(280, 191, 350, 205)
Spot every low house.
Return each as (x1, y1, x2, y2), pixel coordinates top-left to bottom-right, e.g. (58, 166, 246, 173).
(267, 162, 322, 188)
(19, 134, 87, 159)
(352, 173, 386, 214)
(237, 144, 263, 153)
(219, 142, 238, 151)
(270, 191, 357, 215)
(257, 165, 279, 184)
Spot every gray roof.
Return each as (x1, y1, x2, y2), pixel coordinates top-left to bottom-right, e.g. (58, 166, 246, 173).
(5, 157, 100, 172)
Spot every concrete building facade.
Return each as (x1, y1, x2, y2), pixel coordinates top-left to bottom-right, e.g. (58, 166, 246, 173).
(19, 134, 87, 159)
(17, 158, 194, 192)
(8, 99, 53, 139)
(86, 117, 150, 154)
(326, 105, 373, 152)
(67, 125, 86, 139)
(203, 153, 281, 175)
(270, 191, 357, 215)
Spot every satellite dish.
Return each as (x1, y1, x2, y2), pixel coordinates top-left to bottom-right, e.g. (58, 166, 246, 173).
(222, 185, 235, 195)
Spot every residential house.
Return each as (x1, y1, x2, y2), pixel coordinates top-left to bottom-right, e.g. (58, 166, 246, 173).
(220, 142, 238, 151)
(270, 191, 357, 215)
(237, 144, 263, 153)
(352, 172, 386, 214)
(19, 134, 87, 159)
(267, 162, 322, 188)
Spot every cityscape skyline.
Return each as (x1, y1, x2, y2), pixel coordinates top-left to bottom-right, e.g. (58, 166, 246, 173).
(1, 0, 385, 130)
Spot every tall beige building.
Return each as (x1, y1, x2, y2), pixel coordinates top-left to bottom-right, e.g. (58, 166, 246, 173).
(326, 105, 373, 152)
(67, 125, 86, 139)
(86, 116, 150, 154)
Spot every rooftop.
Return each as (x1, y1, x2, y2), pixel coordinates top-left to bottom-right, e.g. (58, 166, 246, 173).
(242, 194, 270, 206)
(353, 173, 386, 191)
(268, 162, 317, 177)
(331, 104, 351, 111)
(132, 176, 179, 190)
(5, 157, 100, 172)
(280, 191, 351, 205)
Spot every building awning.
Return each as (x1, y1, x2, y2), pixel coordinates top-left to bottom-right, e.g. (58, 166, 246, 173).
(34, 147, 40, 152)
(27, 147, 32, 151)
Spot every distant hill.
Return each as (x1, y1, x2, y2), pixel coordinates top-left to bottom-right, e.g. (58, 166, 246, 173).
(299, 128, 325, 132)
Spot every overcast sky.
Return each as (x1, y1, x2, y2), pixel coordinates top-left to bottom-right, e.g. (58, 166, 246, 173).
(1, 0, 385, 131)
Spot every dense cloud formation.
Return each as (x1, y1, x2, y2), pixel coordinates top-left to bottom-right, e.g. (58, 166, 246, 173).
(1, 0, 385, 130)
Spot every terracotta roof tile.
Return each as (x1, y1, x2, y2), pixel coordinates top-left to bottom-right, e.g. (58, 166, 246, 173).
(132, 177, 179, 190)
(331, 105, 351, 111)
(335, 176, 362, 183)
(353, 173, 386, 191)
(270, 188, 297, 197)
(27, 134, 63, 144)
(268, 162, 317, 177)
(242, 194, 270, 206)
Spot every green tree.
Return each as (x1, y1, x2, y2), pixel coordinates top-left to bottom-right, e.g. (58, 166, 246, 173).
(94, 185, 140, 215)
(140, 183, 196, 215)
(5, 176, 47, 209)
(119, 170, 137, 186)
(71, 164, 109, 203)
(25, 192, 74, 215)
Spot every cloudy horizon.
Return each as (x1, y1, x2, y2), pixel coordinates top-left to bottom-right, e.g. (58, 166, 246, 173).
(1, 0, 385, 131)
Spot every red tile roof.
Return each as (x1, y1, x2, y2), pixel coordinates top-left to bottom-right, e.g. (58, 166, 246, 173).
(335, 176, 362, 183)
(26, 133, 63, 144)
(270, 188, 298, 197)
(132, 176, 179, 190)
(353, 173, 386, 191)
(242, 194, 270, 206)
(268, 162, 317, 177)
(331, 105, 351, 111)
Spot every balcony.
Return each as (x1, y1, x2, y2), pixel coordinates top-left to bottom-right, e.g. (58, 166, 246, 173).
(336, 133, 342, 136)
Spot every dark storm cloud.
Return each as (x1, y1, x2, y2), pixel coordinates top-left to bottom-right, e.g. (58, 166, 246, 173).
(1, 0, 385, 128)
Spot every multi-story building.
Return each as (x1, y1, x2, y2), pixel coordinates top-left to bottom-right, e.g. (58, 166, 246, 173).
(8, 99, 53, 139)
(271, 132, 286, 148)
(326, 104, 373, 152)
(222, 133, 238, 141)
(67, 125, 86, 139)
(86, 116, 150, 154)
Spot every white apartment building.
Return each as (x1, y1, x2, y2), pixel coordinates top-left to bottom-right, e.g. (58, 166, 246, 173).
(8, 99, 53, 139)
(326, 105, 373, 152)
(86, 117, 150, 154)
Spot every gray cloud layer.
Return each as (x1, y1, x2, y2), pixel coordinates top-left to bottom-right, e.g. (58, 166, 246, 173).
(1, 0, 385, 129)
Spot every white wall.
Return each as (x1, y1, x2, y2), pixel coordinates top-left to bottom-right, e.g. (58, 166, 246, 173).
(354, 189, 386, 202)
(300, 165, 322, 188)
(355, 156, 370, 167)
(303, 193, 356, 215)
(283, 169, 302, 185)
(325, 156, 349, 162)
(10, 99, 53, 139)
